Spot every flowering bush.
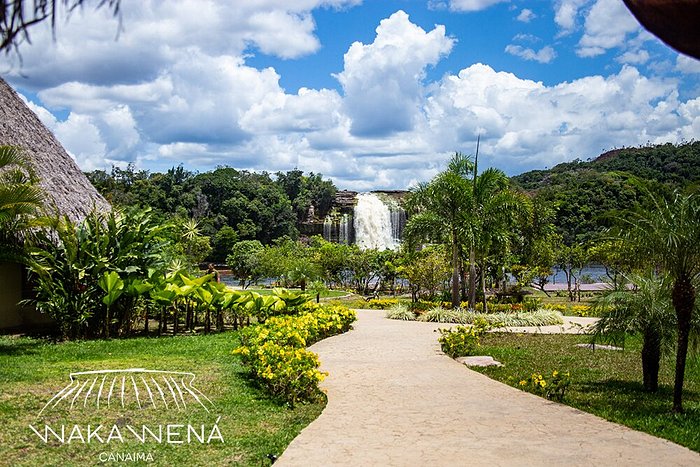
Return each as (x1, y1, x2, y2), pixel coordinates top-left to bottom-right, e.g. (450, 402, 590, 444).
(438, 318, 491, 358)
(570, 305, 590, 317)
(519, 370, 571, 402)
(365, 298, 400, 309)
(234, 304, 356, 404)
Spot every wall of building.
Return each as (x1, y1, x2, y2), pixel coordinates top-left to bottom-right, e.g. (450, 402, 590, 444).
(0, 262, 53, 330)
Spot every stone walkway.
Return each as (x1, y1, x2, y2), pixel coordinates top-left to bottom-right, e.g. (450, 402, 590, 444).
(276, 310, 699, 466)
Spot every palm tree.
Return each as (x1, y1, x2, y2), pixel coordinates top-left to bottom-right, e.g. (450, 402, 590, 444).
(405, 153, 474, 308)
(618, 190, 700, 412)
(0, 145, 44, 262)
(592, 272, 676, 392)
(468, 167, 530, 311)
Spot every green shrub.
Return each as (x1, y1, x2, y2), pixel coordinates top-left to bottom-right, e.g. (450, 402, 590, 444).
(456, 309, 563, 327)
(387, 306, 564, 328)
(385, 303, 415, 320)
(408, 301, 434, 312)
(366, 298, 400, 309)
(518, 370, 571, 402)
(418, 306, 463, 323)
(234, 304, 356, 404)
(438, 318, 491, 357)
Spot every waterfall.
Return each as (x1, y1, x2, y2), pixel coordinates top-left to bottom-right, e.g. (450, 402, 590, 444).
(390, 208, 405, 244)
(323, 216, 332, 242)
(354, 193, 399, 250)
(339, 213, 350, 245)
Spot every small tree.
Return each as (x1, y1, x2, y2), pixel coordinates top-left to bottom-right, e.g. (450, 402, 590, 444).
(617, 190, 700, 412)
(592, 272, 676, 392)
(226, 240, 264, 288)
(399, 245, 451, 302)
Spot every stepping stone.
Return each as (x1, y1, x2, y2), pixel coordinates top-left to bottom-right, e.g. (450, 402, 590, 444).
(455, 356, 503, 367)
(576, 343, 623, 351)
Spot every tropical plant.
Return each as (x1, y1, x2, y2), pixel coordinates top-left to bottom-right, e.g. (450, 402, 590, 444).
(25, 207, 172, 338)
(468, 164, 532, 311)
(591, 272, 676, 392)
(0, 145, 45, 263)
(417, 306, 464, 323)
(406, 151, 530, 310)
(405, 152, 474, 308)
(384, 303, 415, 321)
(615, 189, 700, 412)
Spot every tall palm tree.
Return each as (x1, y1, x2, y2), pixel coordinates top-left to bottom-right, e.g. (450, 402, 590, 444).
(592, 272, 676, 392)
(468, 167, 530, 311)
(0, 145, 44, 262)
(619, 190, 700, 412)
(405, 153, 474, 308)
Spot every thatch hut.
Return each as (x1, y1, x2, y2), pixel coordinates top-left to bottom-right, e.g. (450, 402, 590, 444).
(0, 77, 111, 330)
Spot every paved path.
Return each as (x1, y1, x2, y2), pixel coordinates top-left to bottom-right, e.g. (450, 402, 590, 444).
(277, 310, 699, 467)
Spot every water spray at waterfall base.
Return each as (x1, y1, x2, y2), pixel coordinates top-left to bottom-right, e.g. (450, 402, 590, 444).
(354, 193, 404, 251)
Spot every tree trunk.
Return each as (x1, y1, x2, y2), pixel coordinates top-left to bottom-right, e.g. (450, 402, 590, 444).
(565, 266, 573, 301)
(671, 277, 695, 413)
(481, 264, 488, 313)
(468, 247, 477, 309)
(216, 309, 224, 332)
(641, 329, 661, 392)
(451, 231, 460, 308)
(460, 264, 467, 302)
(173, 305, 179, 336)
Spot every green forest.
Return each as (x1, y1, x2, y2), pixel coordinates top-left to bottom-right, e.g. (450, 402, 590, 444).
(86, 141, 700, 264)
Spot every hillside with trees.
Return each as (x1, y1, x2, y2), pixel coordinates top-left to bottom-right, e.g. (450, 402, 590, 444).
(511, 142, 700, 245)
(85, 165, 337, 263)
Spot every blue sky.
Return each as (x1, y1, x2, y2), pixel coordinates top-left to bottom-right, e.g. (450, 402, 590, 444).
(2, 0, 699, 190)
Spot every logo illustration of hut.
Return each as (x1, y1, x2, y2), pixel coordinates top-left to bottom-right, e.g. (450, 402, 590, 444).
(39, 368, 214, 415)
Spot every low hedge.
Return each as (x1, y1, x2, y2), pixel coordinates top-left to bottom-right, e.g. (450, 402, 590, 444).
(234, 303, 356, 404)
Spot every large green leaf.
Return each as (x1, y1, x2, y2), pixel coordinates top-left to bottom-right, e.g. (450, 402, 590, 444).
(98, 271, 124, 306)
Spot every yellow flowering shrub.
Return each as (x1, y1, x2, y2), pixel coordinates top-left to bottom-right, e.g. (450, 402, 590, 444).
(520, 370, 571, 402)
(234, 304, 356, 404)
(570, 305, 590, 316)
(437, 317, 491, 358)
(365, 298, 400, 309)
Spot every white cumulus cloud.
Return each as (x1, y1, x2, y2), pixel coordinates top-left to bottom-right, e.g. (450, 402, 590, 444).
(516, 9, 536, 23)
(335, 10, 454, 137)
(448, 0, 508, 12)
(505, 45, 556, 63)
(577, 0, 640, 57)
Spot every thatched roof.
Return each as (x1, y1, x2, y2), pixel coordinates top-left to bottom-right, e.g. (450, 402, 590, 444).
(0, 77, 110, 223)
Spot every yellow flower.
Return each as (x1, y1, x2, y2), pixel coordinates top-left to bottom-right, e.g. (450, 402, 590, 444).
(519, 380, 527, 386)
(552, 370, 559, 377)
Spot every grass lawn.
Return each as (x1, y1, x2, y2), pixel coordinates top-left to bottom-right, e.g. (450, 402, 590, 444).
(473, 332, 700, 452)
(0, 332, 324, 466)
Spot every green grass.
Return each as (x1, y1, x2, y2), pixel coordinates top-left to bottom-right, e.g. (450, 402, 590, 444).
(472, 332, 700, 452)
(0, 333, 324, 466)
